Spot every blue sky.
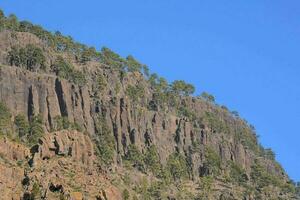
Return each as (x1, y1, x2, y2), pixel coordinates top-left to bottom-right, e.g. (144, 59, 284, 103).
(1, 0, 299, 181)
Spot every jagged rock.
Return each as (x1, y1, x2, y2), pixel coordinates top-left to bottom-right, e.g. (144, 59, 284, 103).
(34, 130, 94, 167)
(0, 29, 297, 200)
(0, 137, 29, 161)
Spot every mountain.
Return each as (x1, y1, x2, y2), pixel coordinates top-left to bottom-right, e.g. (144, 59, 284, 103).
(0, 9, 299, 200)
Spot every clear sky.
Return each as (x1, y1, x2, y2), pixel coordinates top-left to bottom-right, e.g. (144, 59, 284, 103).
(1, 0, 299, 181)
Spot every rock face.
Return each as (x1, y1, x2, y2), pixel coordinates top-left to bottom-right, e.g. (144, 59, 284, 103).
(0, 30, 298, 200)
(0, 131, 121, 200)
(35, 130, 94, 166)
(0, 66, 94, 135)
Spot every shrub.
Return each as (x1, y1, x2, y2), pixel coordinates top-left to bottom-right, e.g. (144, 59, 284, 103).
(228, 161, 248, 184)
(52, 56, 86, 86)
(71, 70, 87, 86)
(0, 102, 12, 134)
(263, 148, 275, 160)
(202, 112, 229, 134)
(96, 74, 107, 91)
(144, 145, 161, 176)
(80, 47, 100, 64)
(31, 182, 41, 199)
(200, 92, 215, 103)
(250, 161, 281, 188)
(125, 144, 145, 172)
(170, 80, 195, 96)
(202, 147, 221, 176)
(28, 114, 44, 145)
(126, 55, 143, 72)
(0, 9, 4, 19)
(126, 85, 145, 103)
(166, 152, 188, 181)
(122, 189, 130, 200)
(178, 106, 196, 121)
(52, 56, 73, 78)
(100, 47, 126, 71)
(53, 116, 70, 131)
(5, 14, 19, 30)
(94, 116, 115, 165)
(7, 44, 46, 71)
(14, 114, 30, 139)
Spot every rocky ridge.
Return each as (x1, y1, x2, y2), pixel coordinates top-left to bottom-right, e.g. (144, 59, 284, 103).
(0, 12, 299, 200)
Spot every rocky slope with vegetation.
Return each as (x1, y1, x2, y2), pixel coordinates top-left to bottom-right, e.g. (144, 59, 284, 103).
(0, 9, 299, 200)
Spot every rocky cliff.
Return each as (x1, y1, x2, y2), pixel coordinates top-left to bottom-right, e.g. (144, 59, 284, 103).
(0, 11, 299, 200)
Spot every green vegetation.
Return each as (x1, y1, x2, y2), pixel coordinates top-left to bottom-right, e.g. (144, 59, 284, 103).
(80, 46, 100, 64)
(31, 182, 41, 199)
(197, 176, 213, 199)
(133, 178, 169, 200)
(296, 183, 300, 197)
(250, 160, 295, 194)
(200, 92, 215, 103)
(122, 189, 130, 200)
(7, 44, 46, 71)
(0, 102, 12, 134)
(0, 102, 43, 145)
(1, 12, 99, 61)
(0, 9, 297, 199)
(96, 74, 107, 91)
(148, 74, 169, 109)
(203, 147, 221, 176)
(14, 114, 30, 139)
(144, 145, 161, 176)
(125, 144, 145, 172)
(170, 80, 195, 96)
(126, 84, 145, 103)
(228, 161, 248, 184)
(28, 114, 44, 145)
(94, 116, 116, 165)
(178, 106, 197, 120)
(251, 161, 279, 188)
(262, 148, 275, 160)
(126, 55, 144, 73)
(234, 125, 259, 154)
(166, 152, 188, 181)
(52, 116, 82, 132)
(202, 111, 229, 134)
(100, 47, 126, 71)
(52, 56, 86, 86)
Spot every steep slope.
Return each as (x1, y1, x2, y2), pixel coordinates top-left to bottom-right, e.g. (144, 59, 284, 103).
(0, 10, 299, 200)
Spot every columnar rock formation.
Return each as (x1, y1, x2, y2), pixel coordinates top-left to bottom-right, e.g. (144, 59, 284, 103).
(0, 23, 298, 199)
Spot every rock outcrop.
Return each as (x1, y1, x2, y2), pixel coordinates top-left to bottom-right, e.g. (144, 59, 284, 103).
(0, 26, 297, 199)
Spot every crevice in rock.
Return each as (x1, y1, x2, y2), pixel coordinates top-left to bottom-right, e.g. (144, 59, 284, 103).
(112, 120, 120, 153)
(79, 87, 85, 112)
(129, 129, 136, 144)
(120, 98, 125, 128)
(49, 183, 63, 193)
(27, 86, 34, 121)
(53, 137, 60, 155)
(55, 78, 68, 117)
(121, 132, 127, 153)
(46, 91, 52, 129)
(144, 129, 152, 146)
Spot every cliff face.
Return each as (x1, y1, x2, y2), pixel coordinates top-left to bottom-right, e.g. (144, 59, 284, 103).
(0, 27, 298, 200)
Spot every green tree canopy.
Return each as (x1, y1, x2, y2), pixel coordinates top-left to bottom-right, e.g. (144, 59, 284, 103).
(166, 152, 188, 181)
(14, 114, 30, 139)
(28, 114, 44, 145)
(126, 55, 143, 72)
(7, 44, 46, 71)
(100, 47, 126, 71)
(200, 92, 215, 103)
(171, 80, 195, 96)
